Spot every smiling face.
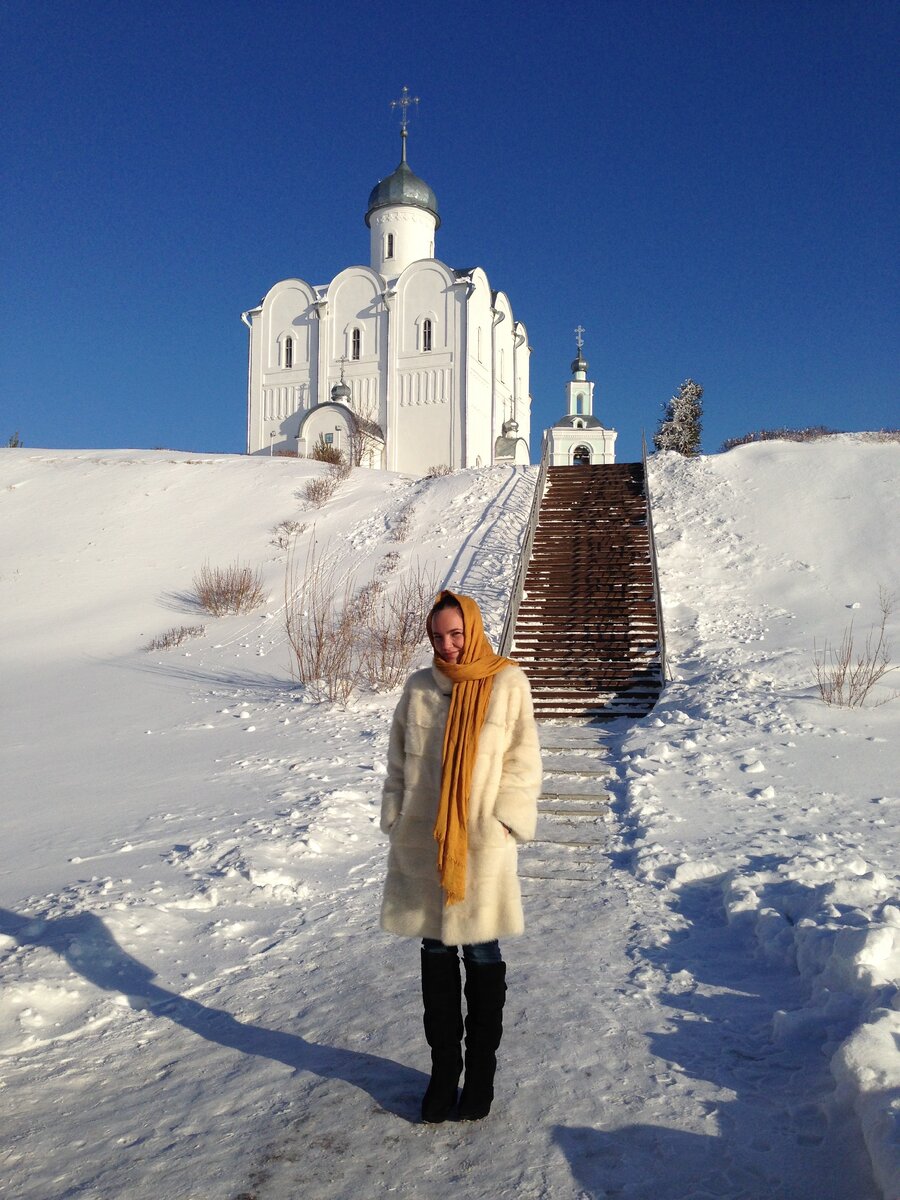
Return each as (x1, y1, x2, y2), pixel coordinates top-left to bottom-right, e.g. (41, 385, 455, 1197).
(431, 606, 466, 664)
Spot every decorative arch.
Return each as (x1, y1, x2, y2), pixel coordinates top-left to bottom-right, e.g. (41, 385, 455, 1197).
(326, 266, 383, 363)
(261, 278, 317, 372)
(572, 444, 592, 466)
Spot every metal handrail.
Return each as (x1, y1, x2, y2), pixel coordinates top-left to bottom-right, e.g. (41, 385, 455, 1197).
(499, 432, 550, 656)
(641, 432, 669, 681)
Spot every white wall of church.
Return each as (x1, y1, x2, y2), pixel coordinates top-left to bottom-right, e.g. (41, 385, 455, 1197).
(325, 268, 386, 428)
(369, 205, 437, 276)
(391, 259, 460, 473)
(247, 278, 318, 454)
(462, 271, 492, 467)
(549, 427, 617, 465)
(512, 320, 531, 447)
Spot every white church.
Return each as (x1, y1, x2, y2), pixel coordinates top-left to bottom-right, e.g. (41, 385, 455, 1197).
(546, 329, 617, 466)
(242, 91, 532, 472)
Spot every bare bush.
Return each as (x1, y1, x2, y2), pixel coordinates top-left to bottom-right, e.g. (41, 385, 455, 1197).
(358, 562, 439, 691)
(310, 436, 344, 465)
(722, 427, 900, 451)
(302, 458, 351, 508)
(856, 429, 900, 443)
(813, 588, 897, 707)
(302, 474, 339, 508)
(425, 463, 453, 478)
(722, 426, 842, 451)
(284, 541, 359, 703)
(271, 519, 308, 550)
(381, 550, 400, 575)
(193, 562, 265, 616)
(147, 624, 206, 651)
(284, 542, 437, 703)
(390, 501, 416, 542)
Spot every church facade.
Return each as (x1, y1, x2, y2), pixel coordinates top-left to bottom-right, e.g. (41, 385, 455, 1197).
(242, 117, 531, 472)
(547, 334, 617, 466)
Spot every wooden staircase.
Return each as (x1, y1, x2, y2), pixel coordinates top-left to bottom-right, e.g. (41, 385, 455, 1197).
(512, 462, 664, 721)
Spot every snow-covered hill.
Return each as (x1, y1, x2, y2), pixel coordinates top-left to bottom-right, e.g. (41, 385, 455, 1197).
(0, 441, 897, 1199)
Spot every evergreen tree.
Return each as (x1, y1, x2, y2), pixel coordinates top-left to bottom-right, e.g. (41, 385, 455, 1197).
(653, 379, 703, 455)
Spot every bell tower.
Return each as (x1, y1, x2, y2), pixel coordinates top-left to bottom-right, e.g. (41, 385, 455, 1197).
(566, 325, 595, 418)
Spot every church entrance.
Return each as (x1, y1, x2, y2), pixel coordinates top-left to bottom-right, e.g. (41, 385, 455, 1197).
(572, 444, 592, 466)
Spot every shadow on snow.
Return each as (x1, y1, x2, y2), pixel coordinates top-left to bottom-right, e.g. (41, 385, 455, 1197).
(0, 905, 425, 1124)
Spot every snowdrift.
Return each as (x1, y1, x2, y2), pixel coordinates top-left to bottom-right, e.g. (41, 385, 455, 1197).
(0, 440, 897, 1199)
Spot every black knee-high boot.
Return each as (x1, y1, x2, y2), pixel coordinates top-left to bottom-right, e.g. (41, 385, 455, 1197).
(420, 948, 464, 1123)
(458, 960, 507, 1120)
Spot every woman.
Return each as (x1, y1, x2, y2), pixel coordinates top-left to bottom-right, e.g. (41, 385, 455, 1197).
(380, 590, 542, 1123)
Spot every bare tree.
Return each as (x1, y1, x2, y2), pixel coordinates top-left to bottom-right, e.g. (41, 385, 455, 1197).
(346, 397, 384, 468)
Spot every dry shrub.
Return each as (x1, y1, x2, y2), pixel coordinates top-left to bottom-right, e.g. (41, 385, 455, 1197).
(813, 587, 897, 707)
(310, 436, 344, 465)
(147, 624, 206, 651)
(857, 429, 900, 443)
(719, 426, 900, 451)
(271, 519, 308, 550)
(425, 464, 453, 478)
(302, 460, 350, 508)
(303, 474, 339, 508)
(358, 563, 439, 691)
(284, 541, 437, 703)
(390, 501, 416, 542)
(284, 541, 359, 703)
(721, 426, 842, 451)
(193, 562, 265, 616)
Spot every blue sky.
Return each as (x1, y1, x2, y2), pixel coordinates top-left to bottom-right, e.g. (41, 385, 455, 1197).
(2, 0, 896, 464)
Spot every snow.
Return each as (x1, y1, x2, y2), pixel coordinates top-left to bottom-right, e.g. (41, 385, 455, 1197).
(0, 439, 898, 1199)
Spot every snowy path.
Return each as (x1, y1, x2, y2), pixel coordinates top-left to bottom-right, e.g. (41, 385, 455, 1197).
(1, 443, 896, 1198)
(0, 718, 877, 1199)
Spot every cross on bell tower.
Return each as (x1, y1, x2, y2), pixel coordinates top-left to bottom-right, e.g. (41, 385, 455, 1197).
(567, 327, 594, 417)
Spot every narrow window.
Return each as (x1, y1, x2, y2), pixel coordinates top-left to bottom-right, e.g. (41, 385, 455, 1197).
(284, 336, 293, 369)
(386, 233, 394, 258)
(351, 328, 361, 360)
(422, 318, 433, 352)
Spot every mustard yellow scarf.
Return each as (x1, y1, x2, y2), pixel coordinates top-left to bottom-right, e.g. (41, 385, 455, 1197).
(427, 591, 515, 907)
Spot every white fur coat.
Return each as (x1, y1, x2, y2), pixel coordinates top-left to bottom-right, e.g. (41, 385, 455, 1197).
(380, 663, 542, 945)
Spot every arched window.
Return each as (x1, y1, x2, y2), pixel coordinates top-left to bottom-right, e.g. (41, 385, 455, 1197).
(573, 445, 592, 466)
(284, 336, 293, 369)
(386, 233, 394, 259)
(422, 318, 433, 352)
(576, 392, 585, 413)
(351, 328, 361, 360)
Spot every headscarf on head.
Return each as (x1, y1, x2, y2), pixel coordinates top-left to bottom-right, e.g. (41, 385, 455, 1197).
(426, 591, 516, 907)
